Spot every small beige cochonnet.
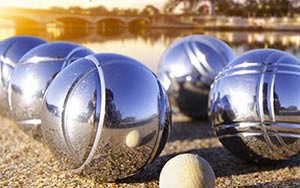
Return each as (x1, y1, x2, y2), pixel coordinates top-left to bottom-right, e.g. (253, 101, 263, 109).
(159, 153, 215, 188)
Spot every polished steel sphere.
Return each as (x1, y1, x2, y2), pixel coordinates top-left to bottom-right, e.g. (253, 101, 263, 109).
(209, 49, 300, 163)
(8, 42, 93, 140)
(41, 53, 171, 181)
(158, 35, 235, 118)
(0, 36, 46, 116)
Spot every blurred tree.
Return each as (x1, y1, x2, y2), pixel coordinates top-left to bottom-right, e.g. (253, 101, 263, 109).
(50, 6, 66, 13)
(124, 8, 140, 16)
(68, 6, 83, 14)
(211, 0, 234, 16)
(52, 0, 297, 17)
(110, 8, 124, 16)
(244, 0, 258, 17)
(141, 5, 160, 16)
(87, 6, 108, 15)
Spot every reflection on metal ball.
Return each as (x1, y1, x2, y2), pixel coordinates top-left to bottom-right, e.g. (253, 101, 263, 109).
(158, 35, 235, 118)
(8, 42, 93, 140)
(126, 130, 142, 148)
(0, 36, 46, 117)
(41, 53, 172, 181)
(209, 49, 300, 163)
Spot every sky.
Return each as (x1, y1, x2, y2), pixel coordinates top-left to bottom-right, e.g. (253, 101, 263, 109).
(0, 0, 165, 10)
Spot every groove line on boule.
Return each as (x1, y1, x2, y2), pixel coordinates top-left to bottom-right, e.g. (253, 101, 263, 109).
(74, 55, 106, 173)
(61, 67, 97, 164)
(257, 66, 279, 156)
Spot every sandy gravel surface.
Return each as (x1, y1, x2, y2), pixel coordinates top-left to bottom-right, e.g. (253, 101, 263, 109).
(1, 115, 300, 188)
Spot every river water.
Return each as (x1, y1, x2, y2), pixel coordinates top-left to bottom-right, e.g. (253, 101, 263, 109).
(1, 26, 300, 72)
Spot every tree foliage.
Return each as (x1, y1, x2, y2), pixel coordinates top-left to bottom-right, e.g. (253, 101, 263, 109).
(49, 0, 300, 17)
(212, 0, 296, 17)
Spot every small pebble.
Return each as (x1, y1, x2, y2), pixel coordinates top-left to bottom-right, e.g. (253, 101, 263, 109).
(159, 153, 216, 188)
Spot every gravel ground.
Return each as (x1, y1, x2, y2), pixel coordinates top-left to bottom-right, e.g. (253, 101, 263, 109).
(1, 115, 300, 188)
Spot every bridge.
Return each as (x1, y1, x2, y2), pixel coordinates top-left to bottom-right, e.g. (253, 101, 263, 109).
(0, 10, 151, 28)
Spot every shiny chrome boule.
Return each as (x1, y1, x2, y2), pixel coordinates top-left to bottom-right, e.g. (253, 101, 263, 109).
(209, 49, 300, 163)
(0, 36, 46, 116)
(41, 53, 171, 181)
(9, 42, 93, 140)
(158, 35, 235, 118)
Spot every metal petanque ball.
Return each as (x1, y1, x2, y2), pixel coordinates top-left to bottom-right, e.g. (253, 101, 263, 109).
(40, 53, 171, 181)
(158, 35, 235, 118)
(0, 36, 46, 116)
(209, 49, 300, 163)
(8, 41, 93, 140)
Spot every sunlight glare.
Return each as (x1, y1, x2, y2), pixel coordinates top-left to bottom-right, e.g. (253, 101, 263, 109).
(22, 76, 39, 104)
(228, 86, 254, 119)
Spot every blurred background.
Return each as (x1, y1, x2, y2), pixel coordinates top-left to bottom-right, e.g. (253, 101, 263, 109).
(0, 0, 300, 71)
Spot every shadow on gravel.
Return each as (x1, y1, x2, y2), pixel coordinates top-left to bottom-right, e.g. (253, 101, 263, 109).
(122, 146, 300, 183)
(119, 117, 300, 184)
(240, 179, 300, 188)
(168, 120, 215, 142)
